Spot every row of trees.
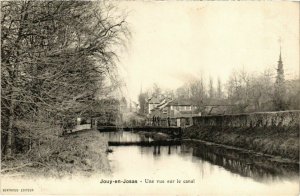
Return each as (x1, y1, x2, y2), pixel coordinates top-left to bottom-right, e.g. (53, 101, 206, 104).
(1, 1, 128, 157)
(227, 67, 299, 113)
(138, 76, 225, 115)
(138, 68, 299, 115)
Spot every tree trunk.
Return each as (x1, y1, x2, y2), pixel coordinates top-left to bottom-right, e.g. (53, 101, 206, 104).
(6, 89, 16, 157)
(4, 2, 28, 157)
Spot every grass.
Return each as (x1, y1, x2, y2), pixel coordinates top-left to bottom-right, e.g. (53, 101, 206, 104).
(183, 125, 299, 161)
(1, 129, 111, 178)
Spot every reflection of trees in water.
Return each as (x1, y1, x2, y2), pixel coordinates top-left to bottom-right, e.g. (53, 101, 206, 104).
(139, 145, 181, 156)
(189, 142, 299, 182)
(106, 131, 153, 142)
(105, 132, 298, 182)
(180, 144, 193, 154)
(153, 145, 161, 155)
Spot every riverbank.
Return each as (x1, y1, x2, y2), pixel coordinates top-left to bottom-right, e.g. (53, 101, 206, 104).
(1, 130, 111, 178)
(183, 125, 299, 161)
(182, 139, 299, 180)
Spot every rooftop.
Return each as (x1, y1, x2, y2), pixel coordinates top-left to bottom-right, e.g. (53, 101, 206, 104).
(148, 96, 162, 104)
(166, 99, 194, 106)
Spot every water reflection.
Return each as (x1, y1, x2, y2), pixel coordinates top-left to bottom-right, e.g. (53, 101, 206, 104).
(102, 131, 299, 185)
(187, 141, 299, 182)
(102, 131, 153, 142)
(104, 131, 181, 146)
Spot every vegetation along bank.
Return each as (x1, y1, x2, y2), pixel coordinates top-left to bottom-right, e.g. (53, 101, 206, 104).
(183, 111, 300, 161)
(1, 130, 111, 178)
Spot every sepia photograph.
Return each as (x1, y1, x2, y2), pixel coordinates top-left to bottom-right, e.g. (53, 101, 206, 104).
(1, 1, 299, 195)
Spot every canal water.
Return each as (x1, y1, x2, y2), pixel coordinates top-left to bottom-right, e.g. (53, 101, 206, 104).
(102, 131, 299, 195)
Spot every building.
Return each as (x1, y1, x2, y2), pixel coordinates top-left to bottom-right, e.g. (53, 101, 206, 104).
(165, 100, 199, 118)
(274, 46, 286, 110)
(147, 96, 163, 114)
(147, 96, 200, 127)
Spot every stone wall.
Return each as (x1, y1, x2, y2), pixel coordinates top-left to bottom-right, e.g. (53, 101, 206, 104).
(193, 110, 300, 128)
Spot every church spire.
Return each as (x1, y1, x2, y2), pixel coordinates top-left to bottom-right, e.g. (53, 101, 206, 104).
(277, 43, 283, 73)
(274, 39, 286, 111)
(279, 51, 281, 63)
(279, 38, 282, 63)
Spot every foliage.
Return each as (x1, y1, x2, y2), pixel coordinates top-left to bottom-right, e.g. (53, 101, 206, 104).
(183, 124, 299, 161)
(226, 69, 274, 113)
(140, 66, 298, 115)
(1, 1, 128, 157)
(138, 92, 148, 115)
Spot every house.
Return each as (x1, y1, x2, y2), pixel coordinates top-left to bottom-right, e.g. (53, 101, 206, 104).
(166, 100, 199, 118)
(147, 96, 163, 114)
(147, 96, 200, 127)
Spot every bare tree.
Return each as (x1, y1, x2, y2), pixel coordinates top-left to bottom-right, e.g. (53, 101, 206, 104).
(208, 76, 215, 99)
(1, 1, 129, 157)
(138, 92, 148, 115)
(227, 68, 275, 113)
(188, 77, 207, 109)
(226, 69, 252, 113)
(217, 77, 222, 99)
(152, 83, 162, 96)
(176, 84, 190, 101)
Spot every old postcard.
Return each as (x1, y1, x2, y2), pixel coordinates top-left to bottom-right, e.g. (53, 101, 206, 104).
(1, 1, 299, 195)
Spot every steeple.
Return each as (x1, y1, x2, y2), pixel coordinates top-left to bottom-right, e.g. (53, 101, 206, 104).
(277, 44, 283, 74)
(274, 39, 286, 111)
(279, 45, 282, 62)
(277, 37, 283, 72)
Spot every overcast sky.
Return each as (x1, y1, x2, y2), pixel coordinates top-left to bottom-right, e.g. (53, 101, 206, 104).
(116, 1, 299, 101)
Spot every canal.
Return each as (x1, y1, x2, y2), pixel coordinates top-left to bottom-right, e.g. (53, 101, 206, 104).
(101, 131, 299, 195)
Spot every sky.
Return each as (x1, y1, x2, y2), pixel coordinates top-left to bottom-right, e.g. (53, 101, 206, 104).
(115, 1, 299, 101)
